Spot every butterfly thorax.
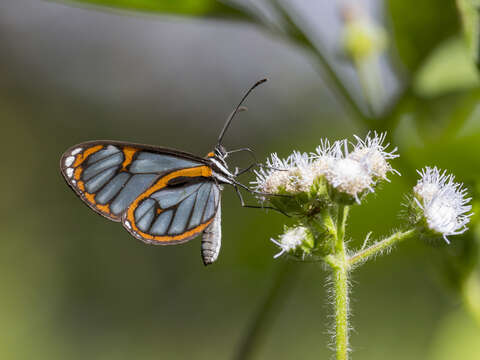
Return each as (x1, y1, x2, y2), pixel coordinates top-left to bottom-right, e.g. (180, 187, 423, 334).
(206, 146, 235, 185)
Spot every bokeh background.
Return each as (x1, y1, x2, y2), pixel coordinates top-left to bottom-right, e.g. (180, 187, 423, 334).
(1, 0, 479, 359)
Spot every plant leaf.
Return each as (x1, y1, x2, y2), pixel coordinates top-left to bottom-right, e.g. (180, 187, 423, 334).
(387, 0, 459, 73)
(414, 37, 480, 97)
(393, 88, 480, 180)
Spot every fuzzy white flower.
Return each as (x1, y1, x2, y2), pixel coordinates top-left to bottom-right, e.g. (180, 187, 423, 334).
(252, 153, 290, 194)
(285, 151, 315, 193)
(325, 157, 373, 201)
(311, 139, 342, 178)
(252, 132, 398, 204)
(252, 151, 313, 194)
(313, 139, 374, 203)
(414, 167, 451, 203)
(313, 139, 342, 158)
(349, 132, 399, 180)
(271, 226, 308, 258)
(414, 167, 473, 243)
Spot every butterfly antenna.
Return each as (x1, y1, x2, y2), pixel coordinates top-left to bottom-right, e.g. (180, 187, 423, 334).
(217, 78, 267, 147)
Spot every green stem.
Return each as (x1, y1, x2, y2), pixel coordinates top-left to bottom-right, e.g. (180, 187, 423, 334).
(331, 205, 350, 360)
(355, 57, 384, 116)
(348, 229, 416, 268)
(333, 262, 349, 360)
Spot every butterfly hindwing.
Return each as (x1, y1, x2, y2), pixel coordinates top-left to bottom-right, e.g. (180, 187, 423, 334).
(60, 141, 220, 245)
(123, 180, 221, 245)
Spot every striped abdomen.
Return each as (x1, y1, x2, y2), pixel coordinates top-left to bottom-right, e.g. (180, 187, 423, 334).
(201, 205, 222, 266)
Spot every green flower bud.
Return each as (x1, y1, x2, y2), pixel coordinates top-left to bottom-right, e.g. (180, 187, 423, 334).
(271, 226, 314, 259)
(342, 7, 387, 62)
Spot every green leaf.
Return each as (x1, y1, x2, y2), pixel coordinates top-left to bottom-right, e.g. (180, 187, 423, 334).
(414, 37, 480, 97)
(456, 0, 480, 68)
(387, 0, 459, 73)
(393, 88, 480, 180)
(58, 0, 253, 20)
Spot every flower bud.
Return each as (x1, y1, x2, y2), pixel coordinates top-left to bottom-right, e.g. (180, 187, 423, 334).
(342, 5, 387, 62)
(271, 226, 314, 259)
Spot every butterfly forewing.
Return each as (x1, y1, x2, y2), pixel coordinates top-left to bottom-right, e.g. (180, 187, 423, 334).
(60, 141, 221, 245)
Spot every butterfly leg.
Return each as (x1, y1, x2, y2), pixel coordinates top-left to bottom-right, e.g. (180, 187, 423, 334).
(232, 183, 290, 217)
(228, 147, 260, 176)
(228, 148, 292, 176)
(227, 147, 286, 173)
(233, 180, 291, 199)
(235, 163, 257, 176)
(228, 147, 258, 160)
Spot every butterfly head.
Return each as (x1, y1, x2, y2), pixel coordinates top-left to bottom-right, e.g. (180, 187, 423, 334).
(215, 144, 228, 159)
(206, 145, 235, 183)
(207, 144, 228, 160)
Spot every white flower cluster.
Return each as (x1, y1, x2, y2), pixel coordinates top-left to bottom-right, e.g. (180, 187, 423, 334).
(271, 226, 308, 258)
(252, 151, 313, 194)
(253, 132, 398, 203)
(414, 167, 472, 243)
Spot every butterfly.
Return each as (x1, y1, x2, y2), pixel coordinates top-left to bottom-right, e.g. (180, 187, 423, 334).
(60, 79, 268, 265)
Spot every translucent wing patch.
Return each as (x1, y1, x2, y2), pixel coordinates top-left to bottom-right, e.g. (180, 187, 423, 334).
(124, 180, 221, 245)
(60, 141, 210, 222)
(129, 152, 203, 173)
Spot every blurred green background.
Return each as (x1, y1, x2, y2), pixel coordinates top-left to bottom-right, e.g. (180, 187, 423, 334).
(1, 0, 479, 359)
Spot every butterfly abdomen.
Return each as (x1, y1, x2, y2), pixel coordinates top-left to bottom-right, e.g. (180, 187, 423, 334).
(201, 205, 222, 266)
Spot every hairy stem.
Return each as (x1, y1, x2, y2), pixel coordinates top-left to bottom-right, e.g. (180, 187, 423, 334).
(348, 229, 416, 267)
(331, 205, 350, 360)
(333, 261, 349, 360)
